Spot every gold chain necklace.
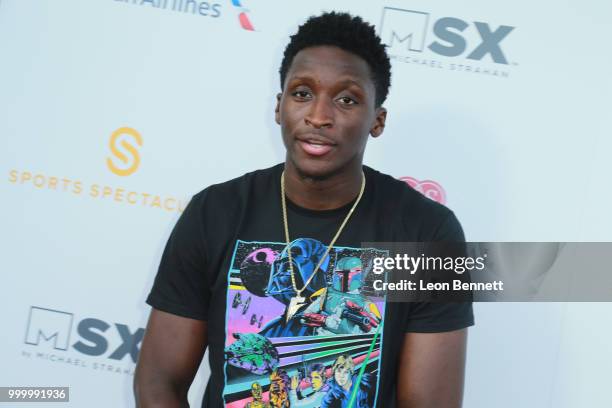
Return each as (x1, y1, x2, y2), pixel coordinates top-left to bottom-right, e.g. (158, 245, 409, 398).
(281, 169, 366, 322)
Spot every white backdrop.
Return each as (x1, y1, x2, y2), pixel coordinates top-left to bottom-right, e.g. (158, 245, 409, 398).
(1, 0, 611, 407)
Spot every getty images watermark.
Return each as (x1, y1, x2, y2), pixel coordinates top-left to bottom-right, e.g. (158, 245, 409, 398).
(371, 251, 504, 293)
(361, 242, 612, 302)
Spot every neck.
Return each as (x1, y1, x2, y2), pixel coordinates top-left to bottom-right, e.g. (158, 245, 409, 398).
(283, 160, 364, 211)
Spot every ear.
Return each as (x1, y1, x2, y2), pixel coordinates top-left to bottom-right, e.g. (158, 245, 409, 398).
(370, 107, 387, 138)
(274, 93, 282, 125)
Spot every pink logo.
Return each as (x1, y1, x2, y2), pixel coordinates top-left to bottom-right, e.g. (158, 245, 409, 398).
(400, 177, 447, 204)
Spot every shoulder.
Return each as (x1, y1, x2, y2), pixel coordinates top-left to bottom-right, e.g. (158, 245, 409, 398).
(190, 163, 281, 208)
(177, 164, 281, 237)
(365, 166, 464, 242)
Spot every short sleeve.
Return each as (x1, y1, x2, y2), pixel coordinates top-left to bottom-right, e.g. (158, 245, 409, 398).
(404, 210, 475, 333)
(146, 192, 210, 320)
(431, 210, 465, 242)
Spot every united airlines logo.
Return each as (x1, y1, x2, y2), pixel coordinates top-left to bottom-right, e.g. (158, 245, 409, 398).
(230, 0, 255, 31)
(380, 7, 517, 77)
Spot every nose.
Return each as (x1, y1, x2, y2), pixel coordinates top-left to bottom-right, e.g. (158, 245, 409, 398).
(305, 97, 334, 129)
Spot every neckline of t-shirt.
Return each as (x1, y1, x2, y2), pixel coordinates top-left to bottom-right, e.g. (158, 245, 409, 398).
(285, 195, 358, 218)
(280, 165, 374, 218)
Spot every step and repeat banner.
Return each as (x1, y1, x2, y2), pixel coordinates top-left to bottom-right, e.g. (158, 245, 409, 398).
(1, 1, 611, 407)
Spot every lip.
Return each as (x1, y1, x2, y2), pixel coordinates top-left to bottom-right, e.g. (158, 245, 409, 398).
(298, 140, 334, 156)
(296, 132, 336, 144)
(296, 133, 336, 157)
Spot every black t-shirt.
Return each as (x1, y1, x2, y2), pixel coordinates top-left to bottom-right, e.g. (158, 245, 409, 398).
(146, 163, 474, 408)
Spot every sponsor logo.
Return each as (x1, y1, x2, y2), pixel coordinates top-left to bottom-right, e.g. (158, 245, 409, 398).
(400, 176, 446, 204)
(113, 0, 257, 30)
(230, 0, 255, 31)
(7, 126, 187, 213)
(22, 306, 144, 375)
(380, 7, 516, 77)
(25, 307, 74, 351)
(106, 127, 143, 177)
(114, 0, 222, 19)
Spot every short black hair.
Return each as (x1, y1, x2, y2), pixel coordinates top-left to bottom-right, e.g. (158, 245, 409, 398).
(279, 11, 391, 107)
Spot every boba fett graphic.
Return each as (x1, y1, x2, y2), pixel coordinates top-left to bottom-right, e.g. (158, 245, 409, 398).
(222, 238, 388, 408)
(300, 257, 381, 336)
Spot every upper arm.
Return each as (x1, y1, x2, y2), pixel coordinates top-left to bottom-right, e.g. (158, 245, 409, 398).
(134, 308, 208, 405)
(397, 329, 467, 408)
(397, 197, 469, 407)
(146, 192, 211, 321)
(136, 192, 212, 406)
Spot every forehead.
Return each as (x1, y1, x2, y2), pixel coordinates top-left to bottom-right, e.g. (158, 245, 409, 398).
(286, 45, 373, 88)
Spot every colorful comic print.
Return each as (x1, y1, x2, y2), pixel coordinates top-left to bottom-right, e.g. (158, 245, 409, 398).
(222, 238, 388, 408)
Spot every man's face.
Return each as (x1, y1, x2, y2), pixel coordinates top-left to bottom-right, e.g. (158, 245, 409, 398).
(334, 364, 351, 388)
(311, 371, 323, 391)
(276, 46, 386, 179)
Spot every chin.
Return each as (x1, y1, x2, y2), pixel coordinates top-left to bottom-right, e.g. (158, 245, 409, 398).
(294, 162, 338, 180)
(290, 155, 346, 181)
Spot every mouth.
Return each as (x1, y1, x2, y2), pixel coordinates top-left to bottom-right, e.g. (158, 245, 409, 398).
(296, 135, 336, 157)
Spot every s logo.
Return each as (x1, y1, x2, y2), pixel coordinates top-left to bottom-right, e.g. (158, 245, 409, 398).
(106, 127, 143, 177)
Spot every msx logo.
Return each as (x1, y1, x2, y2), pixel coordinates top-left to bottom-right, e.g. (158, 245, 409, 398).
(380, 7, 515, 64)
(25, 306, 144, 363)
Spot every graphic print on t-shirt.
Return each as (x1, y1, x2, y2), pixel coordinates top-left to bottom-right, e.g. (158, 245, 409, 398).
(222, 238, 388, 408)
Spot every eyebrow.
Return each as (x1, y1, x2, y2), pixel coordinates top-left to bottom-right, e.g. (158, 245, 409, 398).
(288, 76, 366, 90)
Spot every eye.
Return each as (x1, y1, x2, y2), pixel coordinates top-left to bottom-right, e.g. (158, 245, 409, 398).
(337, 96, 357, 105)
(291, 89, 312, 100)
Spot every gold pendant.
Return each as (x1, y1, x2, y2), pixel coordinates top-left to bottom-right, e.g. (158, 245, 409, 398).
(286, 295, 306, 322)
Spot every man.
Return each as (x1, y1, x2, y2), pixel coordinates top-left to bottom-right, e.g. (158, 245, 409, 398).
(134, 11, 473, 408)
(289, 363, 328, 406)
(321, 355, 371, 408)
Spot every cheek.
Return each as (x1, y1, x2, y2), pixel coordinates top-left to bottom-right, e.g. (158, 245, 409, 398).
(280, 101, 303, 123)
(339, 115, 374, 144)
(279, 107, 300, 140)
